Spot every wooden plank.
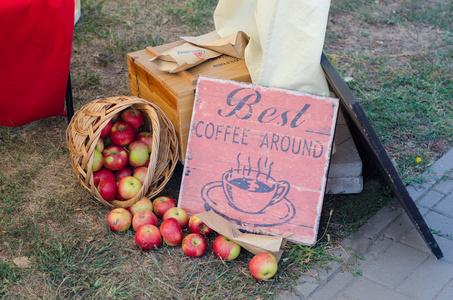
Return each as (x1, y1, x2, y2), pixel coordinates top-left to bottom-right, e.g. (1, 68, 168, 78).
(320, 52, 443, 259)
(178, 76, 339, 245)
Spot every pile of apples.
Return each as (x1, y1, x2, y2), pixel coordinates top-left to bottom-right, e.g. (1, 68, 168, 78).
(106, 196, 278, 280)
(90, 108, 154, 202)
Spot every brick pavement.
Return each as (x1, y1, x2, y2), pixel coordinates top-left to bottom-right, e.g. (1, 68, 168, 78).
(278, 147, 453, 300)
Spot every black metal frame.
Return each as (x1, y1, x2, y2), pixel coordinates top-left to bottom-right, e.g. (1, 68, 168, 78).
(320, 53, 443, 259)
(65, 70, 74, 123)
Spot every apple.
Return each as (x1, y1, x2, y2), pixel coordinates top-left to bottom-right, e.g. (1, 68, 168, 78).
(135, 131, 153, 152)
(128, 197, 153, 216)
(160, 218, 183, 246)
(143, 157, 150, 167)
(128, 141, 149, 167)
(111, 111, 122, 124)
(133, 166, 148, 185)
(89, 150, 104, 172)
(100, 119, 112, 138)
(132, 210, 158, 231)
(188, 213, 213, 236)
(95, 138, 104, 153)
(103, 135, 114, 148)
(213, 235, 241, 260)
(249, 253, 278, 280)
(115, 165, 133, 182)
(118, 176, 142, 200)
(93, 168, 115, 187)
(103, 145, 128, 171)
(107, 208, 132, 232)
(97, 178, 118, 201)
(135, 224, 162, 250)
(121, 108, 144, 129)
(153, 196, 176, 218)
(162, 207, 189, 229)
(109, 121, 135, 146)
(182, 233, 207, 258)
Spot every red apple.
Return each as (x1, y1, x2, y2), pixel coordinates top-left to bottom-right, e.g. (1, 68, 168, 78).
(121, 108, 144, 129)
(103, 145, 128, 171)
(109, 121, 135, 146)
(132, 210, 158, 231)
(97, 178, 117, 201)
(93, 168, 115, 187)
(143, 157, 150, 167)
(118, 176, 142, 200)
(128, 197, 153, 216)
(182, 233, 207, 258)
(249, 253, 278, 280)
(160, 218, 183, 246)
(153, 196, 176, 218)
(111, 111, 122, 124)
(100, 119, 112, 138)
(107, 208, 132, 232)
(213, 235, 241, 260)
(188, 213, 213, 236)
(135, 131, 153, 152)
(135, 224, 162, 250)
(133, 166, 148, 185)
(89, 150, 104, 172)
(95, 138, 104, 153)
(115, 165, 133, 182)
(128, 141, 149, 167)
(162, 207, 189, 229)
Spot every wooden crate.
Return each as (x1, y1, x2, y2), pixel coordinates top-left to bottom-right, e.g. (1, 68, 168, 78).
(127, 41, 251, 163)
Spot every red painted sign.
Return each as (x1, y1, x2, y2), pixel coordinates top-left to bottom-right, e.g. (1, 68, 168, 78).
(178, 76, 339, 245)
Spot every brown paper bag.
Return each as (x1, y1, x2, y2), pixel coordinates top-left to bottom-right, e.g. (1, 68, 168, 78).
(196, 210, 286, 261)
(149, 42, 222, 73)
(181, 31, 249, 59)
(149, 31, 249, 73)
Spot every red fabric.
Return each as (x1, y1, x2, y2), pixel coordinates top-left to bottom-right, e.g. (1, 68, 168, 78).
(0, 0, 74, 127)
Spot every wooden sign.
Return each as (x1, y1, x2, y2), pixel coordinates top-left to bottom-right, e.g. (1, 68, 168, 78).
(178, 76, 339, 245)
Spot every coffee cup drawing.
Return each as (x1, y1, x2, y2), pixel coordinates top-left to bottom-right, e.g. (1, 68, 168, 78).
(221, 169, 290, 214)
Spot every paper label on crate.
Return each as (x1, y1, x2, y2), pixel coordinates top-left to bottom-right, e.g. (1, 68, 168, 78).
(181, 31, 249, 59)
(149, 43, 221, 73)
(178, 76, 339, 245)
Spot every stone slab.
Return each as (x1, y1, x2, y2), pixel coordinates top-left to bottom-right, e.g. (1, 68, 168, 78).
(418, 190, 445, 209)
(433, 193, 453, 218)
(329, 138, 363, 178)
(395, 258, 453, 300)
(423, 211, 453, 238)
(326, 176, 363, 194)
(307, 271, 355, 300)
(340, 278, 412, 300)
(362, 242, 429, 288)
(433, 174, 453, 195)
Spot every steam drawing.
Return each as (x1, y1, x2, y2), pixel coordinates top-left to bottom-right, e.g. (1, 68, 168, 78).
(201, 153, 296, 227)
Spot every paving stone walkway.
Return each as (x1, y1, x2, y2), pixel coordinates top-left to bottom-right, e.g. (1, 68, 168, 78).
(278, 148, 453, 300)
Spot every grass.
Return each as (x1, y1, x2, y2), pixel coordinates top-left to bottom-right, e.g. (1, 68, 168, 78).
(339, 55, 453, 183)
(327, 0, 453, 184)
(0, 0, 452, 298)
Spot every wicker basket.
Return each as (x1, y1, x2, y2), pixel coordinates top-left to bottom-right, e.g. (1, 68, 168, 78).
(66, 96, 179, 208)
